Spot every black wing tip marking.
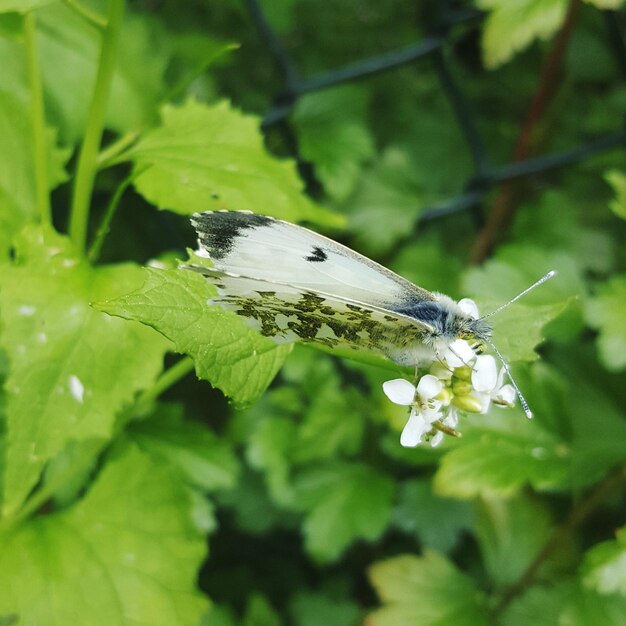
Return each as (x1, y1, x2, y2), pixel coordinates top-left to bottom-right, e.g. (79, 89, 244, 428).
(191, 210, 276, 260)
(305, 246, 328, 263)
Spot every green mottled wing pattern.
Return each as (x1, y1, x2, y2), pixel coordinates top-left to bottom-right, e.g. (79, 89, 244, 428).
(183, 265, 436, 365)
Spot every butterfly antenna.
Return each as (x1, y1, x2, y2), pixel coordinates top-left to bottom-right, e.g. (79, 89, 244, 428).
(480, 270, 557, 320)
(484, 338, 533, 419)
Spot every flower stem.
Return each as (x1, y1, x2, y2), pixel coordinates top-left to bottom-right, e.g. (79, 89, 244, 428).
(24, 11, 51, 226)
(69, 0, 125, 255)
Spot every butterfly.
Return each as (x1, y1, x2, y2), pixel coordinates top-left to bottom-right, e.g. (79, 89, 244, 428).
(184, 210, 554, 416)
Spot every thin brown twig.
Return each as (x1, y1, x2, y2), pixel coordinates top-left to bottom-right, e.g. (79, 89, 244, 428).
(493, 461, 626, 618)
(469, 0, 582, 265)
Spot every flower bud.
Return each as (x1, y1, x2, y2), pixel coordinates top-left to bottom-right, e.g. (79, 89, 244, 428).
(452, 394, 484, 413)
(452, 380, 472, 396)
(454, 366, 472, 382)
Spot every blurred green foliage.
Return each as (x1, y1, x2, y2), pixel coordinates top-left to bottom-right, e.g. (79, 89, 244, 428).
(0, 0, 625, 624)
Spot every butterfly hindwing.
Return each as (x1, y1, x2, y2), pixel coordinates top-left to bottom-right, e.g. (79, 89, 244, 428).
(184, 265, 437, 364)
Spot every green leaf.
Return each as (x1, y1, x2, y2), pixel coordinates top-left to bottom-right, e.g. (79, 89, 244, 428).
(367, 552, 489, 626)
(0, 444, 208, 625)
(462, 247, 579, 356)
(511, 191, 616, 274)
(0, 228, 170, 516)
(392, 478, 473, 553)
(584, 275, 626, 371)
(282, 347, 364, 464)
(289, 591, 360, 626)
(35, 4, 168, 143)
(433, 413, 570, 499)
(581, 526, 626, 596)
(584, 0, 625, 8)
(215, 469, 290, 535)
(503, 581, 626, 626)
(123, 99, 342, 227)
(0, 90, 69, 251)
(475, 495, 558, 588)
(550, 347, 626, 489)
(605, 170, 626, 221)
(293, 462, 395, 563)
(293, 86, 375, 202)
(242, 593, 282, 626)
(0, 0, 56, 11)
(201, 605, 237, 626)
(477, 0, 568, 69)
(246, 416, 296, 506)
(95, 266, 290, 406)
(129, 403, 240, 491)
(345, 147, 425, 256)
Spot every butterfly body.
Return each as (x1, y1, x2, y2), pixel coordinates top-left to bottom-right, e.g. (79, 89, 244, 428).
(185, 210, 492, 366)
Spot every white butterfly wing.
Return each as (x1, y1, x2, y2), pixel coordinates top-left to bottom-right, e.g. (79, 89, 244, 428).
(190, 210, 436, 313)
(183, 265, 437, 365)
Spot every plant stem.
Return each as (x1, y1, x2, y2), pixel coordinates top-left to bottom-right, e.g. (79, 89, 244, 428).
(97, 129, 139, 169)
(469, 0, 581, 265)
(131, 357, 195, 417)
(69, 0, 125, 255)
(24, 11, 51, 226)
(87, 172, 134, 262)
(62, 0, 107, 30)
(493, 461, 626, 618)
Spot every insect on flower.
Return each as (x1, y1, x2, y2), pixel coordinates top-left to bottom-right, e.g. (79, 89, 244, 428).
(183, 210, 555, 446)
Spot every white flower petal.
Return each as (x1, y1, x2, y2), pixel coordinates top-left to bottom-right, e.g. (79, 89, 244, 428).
(443, 339, 475, 368)
(472, 392, 492, 414)
(416, 374, 443, 400)
(430, 431, 444, 447)
(495, 383, 516, 405)
(458, 298, 480, 319)
(400, 410, 429, 447)
(472, 355, 498, 392)
(383, 378, 415, 405)
(443, 409, 459, 428)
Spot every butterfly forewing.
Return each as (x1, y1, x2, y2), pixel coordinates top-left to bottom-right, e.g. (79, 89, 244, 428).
(187, 210, 450, 365)
(191, 211, 436, 312)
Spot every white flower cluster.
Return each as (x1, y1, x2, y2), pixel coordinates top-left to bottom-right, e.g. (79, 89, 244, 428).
(383, 299, 516, 448)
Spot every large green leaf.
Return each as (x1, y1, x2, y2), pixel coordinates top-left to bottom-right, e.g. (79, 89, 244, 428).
(503, 581, 626, 626)
(463, 247, 578, 356)
(580, 526, 626, 596)
(434, 413, 570, 499)
(0, 89, 69, 251)
(0, 228, 170, 516)
(476, 0, 568, 69)
(293, 462, 394, 563)
(122, 99, 342, 227)
(584, 275, 626, 371)
(475, 495, 559, 588)
(0, 0, 56, 11)
(96, 266, 290, 406)
(392, 478, 473, 553)
(367, 552, 489, 626)
(129, 404, 240, 492)
(289, 592, 360, 626)
(0, 444, 208, 626)
(37, 4, 167, 143)
(293, 86, 375, 202)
